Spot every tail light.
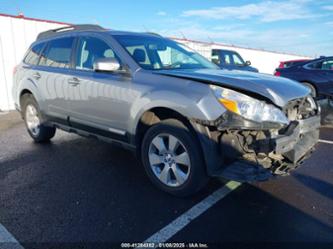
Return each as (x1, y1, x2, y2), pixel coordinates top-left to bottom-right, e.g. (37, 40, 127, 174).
(274, 70, 281, 77)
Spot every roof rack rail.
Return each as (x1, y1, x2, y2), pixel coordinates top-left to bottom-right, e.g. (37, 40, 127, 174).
(37, 24, 106, 40)
(145, 32, 162, 37)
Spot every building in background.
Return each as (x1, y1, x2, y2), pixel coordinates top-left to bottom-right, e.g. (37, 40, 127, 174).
(0, 13, 66, 111)
(174, 38, 311, 75)
(0, 13, 310, 111)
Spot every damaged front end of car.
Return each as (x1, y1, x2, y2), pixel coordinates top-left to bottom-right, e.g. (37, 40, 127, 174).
(192, 86, 321, 182)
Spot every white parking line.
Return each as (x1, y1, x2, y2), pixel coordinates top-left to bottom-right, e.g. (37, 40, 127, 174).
(143, 181, 241, 245)
(0, 224, 24, 249)
(319, 139, 333, 145)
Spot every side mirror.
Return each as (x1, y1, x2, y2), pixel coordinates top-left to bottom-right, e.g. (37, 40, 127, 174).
(245, 60, 251, 66)
(93, 57, 121, 73)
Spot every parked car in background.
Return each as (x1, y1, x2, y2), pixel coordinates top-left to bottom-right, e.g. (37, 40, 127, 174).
(12, 25, 320, 196)
(277, 59, 310, 69)
(211, 49, 259, 72)
(274, 56, 333, 97)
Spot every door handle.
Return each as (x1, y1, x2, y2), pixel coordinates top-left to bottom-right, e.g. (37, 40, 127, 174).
(32, 72, 41, 80)
(68, 77, 80, 86)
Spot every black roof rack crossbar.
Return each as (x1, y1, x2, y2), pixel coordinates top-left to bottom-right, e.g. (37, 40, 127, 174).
(37, 24, 105, 40)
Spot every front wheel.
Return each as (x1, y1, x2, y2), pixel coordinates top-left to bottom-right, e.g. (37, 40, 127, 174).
(141, 119, 208, 197)
(21, 94, 56, 143)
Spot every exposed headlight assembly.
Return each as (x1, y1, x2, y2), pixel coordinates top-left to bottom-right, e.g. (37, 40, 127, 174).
(210, 85, 289, 125)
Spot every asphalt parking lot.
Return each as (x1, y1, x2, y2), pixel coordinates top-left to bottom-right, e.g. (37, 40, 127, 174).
(0, 111, 333, 249)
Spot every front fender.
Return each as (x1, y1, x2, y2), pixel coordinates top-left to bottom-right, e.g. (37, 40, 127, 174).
(128, 89, 226, 137)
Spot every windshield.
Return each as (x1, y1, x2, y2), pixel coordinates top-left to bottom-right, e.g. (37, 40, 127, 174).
(114, 35, 218, 70)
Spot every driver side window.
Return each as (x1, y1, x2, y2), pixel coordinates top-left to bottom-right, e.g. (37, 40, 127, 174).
(232, 54, 243, 65)
(75, 37, 117, 71)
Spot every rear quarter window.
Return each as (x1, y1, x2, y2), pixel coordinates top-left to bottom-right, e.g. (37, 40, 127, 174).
(39, 37, 74, 68)
(24, 42, 45, 65)
(304, 61, 322, 70)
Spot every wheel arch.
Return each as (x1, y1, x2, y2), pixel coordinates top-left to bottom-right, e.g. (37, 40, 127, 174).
(300, 81, 318, 96)
(133, 106, 222, 176)
(16, 78, 43, 111)
(134, 107, 198, 149)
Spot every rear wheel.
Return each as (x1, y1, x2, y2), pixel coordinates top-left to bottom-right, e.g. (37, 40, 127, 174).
(21, 94, 56, 143)
(141, 119, 208, 197)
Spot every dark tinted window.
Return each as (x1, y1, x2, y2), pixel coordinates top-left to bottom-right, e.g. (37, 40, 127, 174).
(221, 51, 245, 65)
(39, 37, 74, 68)
(284, 62, 292, 68)
(211, 50, 221, 64)
(305, 61, 322, 69)
(283, 60, 308, 68)
(75, 37, 116, 70)
(322, 59, 333, 70)
(24, 42, 45, 65)
(211, 50, 245, 66)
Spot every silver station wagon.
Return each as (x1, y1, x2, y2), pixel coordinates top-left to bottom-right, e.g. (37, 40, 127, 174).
(12, 25, 321, 196)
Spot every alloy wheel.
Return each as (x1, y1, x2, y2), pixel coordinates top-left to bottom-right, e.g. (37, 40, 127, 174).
(25, 104, 40, 136)
(148, 133, 191, 187)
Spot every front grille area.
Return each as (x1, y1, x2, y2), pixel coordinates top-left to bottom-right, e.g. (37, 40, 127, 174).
(284, 96, 318, 121)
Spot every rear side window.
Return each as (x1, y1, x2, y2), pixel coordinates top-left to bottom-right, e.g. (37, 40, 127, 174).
(39, 37, 74, 68)
(24, 42, 45, 65)
(305, 61, 322, 69)
(322, 59, 333, 70)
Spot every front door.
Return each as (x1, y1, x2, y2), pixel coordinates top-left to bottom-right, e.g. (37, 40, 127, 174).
(68, 35, 133, 139)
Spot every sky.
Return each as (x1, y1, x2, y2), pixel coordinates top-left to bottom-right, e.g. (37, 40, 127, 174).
(0, 0, 332, 57)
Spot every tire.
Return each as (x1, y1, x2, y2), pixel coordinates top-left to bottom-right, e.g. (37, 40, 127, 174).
(21, 94, 56, 143)
(303, 82, 317, 98)
(141, 119, 208, 197)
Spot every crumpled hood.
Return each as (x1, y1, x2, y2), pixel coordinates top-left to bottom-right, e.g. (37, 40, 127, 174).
(154, 69, 310, 107)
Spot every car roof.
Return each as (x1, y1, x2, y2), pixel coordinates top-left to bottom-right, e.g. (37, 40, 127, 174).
(36, 24, 163, 43)
(213, 48, 237, 53)
(107, 30, 162, 37)
(281, 59, 309, 63)
(306, 56, 333, 63)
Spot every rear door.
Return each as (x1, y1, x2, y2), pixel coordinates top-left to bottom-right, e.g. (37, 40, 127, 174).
(37, 36, 75, 122)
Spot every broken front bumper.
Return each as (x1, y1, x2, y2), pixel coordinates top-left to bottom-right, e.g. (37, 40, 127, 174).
(274, 115, 320, 164)
(219, 115, 321, 182)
